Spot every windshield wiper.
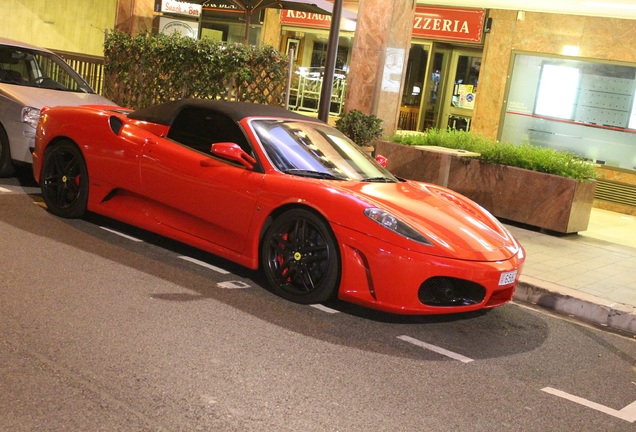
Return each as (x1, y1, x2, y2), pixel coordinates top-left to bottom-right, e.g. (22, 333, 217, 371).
(283, 169, 347, 180)
(362, 177, 396, 183)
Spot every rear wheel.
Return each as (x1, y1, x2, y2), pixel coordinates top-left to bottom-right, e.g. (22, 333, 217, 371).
(261, 209, 340, 304)
(0, 126, 16, 177)
(41, 140, 88, 218)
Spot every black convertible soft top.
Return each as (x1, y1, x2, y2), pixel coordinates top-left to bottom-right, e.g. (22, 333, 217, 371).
(127, 98, 320, 126)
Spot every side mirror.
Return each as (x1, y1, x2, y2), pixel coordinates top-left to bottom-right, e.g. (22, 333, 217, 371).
(375, 154, 388, 167)
(209, 142, 257, 169)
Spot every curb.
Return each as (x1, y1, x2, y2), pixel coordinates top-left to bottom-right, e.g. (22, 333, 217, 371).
(514, 275, 636, 336)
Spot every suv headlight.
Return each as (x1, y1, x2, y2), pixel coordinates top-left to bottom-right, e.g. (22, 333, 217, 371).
(22, 107, 41, 129)
(364, 208, 433, 246)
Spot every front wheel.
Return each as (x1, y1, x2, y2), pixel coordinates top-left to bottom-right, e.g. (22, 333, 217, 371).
(40, 140, 88, 218)
(261, 209, 340, 304)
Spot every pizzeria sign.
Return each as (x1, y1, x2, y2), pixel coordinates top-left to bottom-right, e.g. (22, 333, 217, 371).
(280, 6, 485, 43)
(413, 6, 485, 43)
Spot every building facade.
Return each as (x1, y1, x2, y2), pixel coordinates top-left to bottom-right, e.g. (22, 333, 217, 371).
(2, 0, 635, 212)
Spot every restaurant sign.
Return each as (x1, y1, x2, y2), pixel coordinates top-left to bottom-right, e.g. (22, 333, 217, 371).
(412, 6, 484, 43)
(280, 10, 333, 29)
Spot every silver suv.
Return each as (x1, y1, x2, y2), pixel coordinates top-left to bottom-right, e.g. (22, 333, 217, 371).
(0, 38, 116, 176)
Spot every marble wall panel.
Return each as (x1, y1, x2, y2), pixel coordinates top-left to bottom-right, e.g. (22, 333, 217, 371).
(115, 0, 153, 35)
(261, 9, 282, 49)
(346, 0, 415, 135)
(471, 12, 515, 140)
(580, 19, 636, 62)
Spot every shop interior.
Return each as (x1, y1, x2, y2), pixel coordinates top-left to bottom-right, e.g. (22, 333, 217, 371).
(399, 42, 482, 132)
(283, 31, 353, 116)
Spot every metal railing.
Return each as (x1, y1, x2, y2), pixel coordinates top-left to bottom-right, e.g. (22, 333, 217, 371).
(53, 49, 105, 95)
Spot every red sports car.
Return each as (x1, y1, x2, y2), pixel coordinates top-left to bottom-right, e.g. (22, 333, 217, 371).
(32, 99, 524, 315)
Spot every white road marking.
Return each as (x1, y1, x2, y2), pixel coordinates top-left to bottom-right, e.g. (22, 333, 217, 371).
(542, 387, 636, 422)
(310, 304, 339, 314)
(178, 256, 230, 274)
(217, 281, 250, 289)
(99, 226, 143, 242)
(0, 186, 11, 193)
(397, 335, 474, 363)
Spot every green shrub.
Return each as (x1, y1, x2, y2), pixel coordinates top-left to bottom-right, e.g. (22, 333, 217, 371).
(103, 31, 288, 109)
(392, 129, 597, 181)
(335, 109, 383, 147)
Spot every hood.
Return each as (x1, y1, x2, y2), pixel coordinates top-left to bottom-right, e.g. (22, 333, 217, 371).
(0, 84, 116, 109)
(339, 180, 520, 262)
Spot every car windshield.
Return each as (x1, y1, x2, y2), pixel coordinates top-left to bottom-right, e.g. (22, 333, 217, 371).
(251, 119, 399, 182)
(0, 45, 94, 93)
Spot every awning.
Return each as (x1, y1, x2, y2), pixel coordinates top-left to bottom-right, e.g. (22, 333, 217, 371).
(182, 1, 356, 43)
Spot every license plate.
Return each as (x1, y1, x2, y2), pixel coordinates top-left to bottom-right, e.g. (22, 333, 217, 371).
(498, 270, 518, 286)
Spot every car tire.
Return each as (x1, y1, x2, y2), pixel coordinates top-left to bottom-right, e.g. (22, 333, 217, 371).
(261, 208, 341, 304)
(40, 140, 88, 218)
(0, 126, 16, 177)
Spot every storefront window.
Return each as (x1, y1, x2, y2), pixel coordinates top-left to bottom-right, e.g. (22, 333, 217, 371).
(450, 54, 480, 111)
(402, 44, 429, 107)
(442, 50, 481, 131)
(424, 51, 445, 130)
(283, 31, 352, 115)
(501, 53, 636, 171)
(398, 44, 429, 130)
(200, 8, 262, 45)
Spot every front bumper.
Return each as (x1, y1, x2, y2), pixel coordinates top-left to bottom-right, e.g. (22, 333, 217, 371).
(334, 225, 525, 315)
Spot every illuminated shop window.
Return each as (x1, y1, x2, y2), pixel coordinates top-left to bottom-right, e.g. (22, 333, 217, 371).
(501, 53, 636, 171)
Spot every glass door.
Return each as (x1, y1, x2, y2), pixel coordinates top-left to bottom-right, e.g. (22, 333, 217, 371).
(422, 48, 450, 130)
(439, 49, 482, 131)
(399, 42, 431, 130)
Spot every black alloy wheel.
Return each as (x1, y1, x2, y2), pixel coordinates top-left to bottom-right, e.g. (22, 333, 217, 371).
(261, 209, 340, 304)
(41, 140, 88, 218)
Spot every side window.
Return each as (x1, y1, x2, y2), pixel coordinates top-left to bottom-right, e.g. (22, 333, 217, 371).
(0, 47, 28, 84)
(167, 108, 251, 155)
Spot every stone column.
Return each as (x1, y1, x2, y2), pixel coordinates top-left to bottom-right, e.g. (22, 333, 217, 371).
(345, 0, 416, 135)
(261, 9, 283, 49)
(115, 0, 155, 35)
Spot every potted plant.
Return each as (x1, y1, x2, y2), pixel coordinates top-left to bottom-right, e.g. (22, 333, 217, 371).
(375, 129, 598, 234)
(335, 109, 383, 155)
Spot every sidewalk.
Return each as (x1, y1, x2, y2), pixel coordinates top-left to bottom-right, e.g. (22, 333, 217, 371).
(507, 208, 636, 335)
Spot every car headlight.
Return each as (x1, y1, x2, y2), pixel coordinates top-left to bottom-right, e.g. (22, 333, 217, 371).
(22, 107, 41, 129)
(364, 208, 433, 246)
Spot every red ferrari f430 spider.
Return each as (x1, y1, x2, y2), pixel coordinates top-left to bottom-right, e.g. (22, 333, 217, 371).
(33, 99, 524, 315)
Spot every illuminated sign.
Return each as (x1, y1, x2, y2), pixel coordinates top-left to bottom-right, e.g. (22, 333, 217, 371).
(159, 0, 202, 18)
(412, 6, 484, 43)
(281, 6, 484, 43)
(280, 10, 333, 29)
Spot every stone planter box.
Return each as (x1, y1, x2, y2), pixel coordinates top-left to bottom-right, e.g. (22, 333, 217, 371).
(375, 140, 597, 234)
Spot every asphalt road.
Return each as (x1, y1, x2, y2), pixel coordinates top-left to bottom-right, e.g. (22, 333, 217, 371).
(1, 169, 635, 431)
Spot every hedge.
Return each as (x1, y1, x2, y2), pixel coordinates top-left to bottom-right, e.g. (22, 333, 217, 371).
(103, 31, 288, 109)
(392, 129, 597, 181)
